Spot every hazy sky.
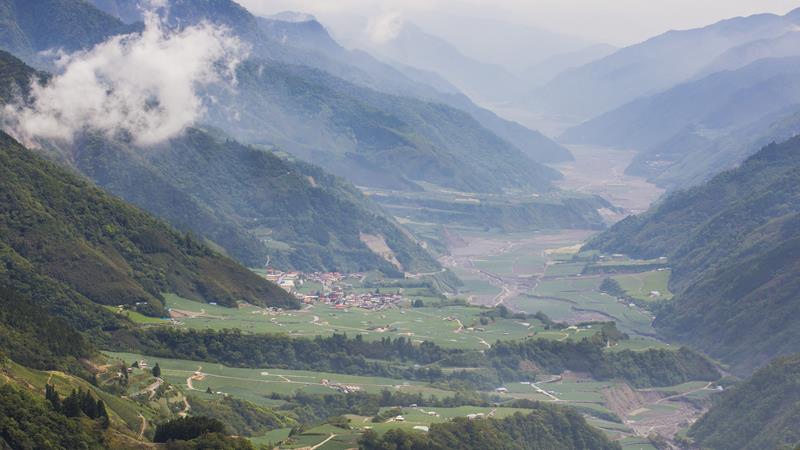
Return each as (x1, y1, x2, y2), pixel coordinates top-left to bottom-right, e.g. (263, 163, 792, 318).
(239, 0, 800, 46)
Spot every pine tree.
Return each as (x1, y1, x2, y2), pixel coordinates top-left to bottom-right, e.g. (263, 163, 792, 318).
(45, 384, 61, 412)
(62, 390, 82, 417)
(97, 400, 110, 429)
(81, 390, 98, 419)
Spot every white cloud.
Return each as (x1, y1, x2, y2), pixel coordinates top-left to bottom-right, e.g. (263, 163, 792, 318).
(3, 12, 248, 147)
(365, 11, 405, 44)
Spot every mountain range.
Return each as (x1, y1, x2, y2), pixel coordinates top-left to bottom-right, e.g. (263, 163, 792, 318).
(89, 0, 573, 165)
(0, 0, 611, 274)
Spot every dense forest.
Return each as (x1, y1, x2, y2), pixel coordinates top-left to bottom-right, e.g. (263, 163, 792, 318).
(360, 404, 621, 450)
(485, 334, 719, 388)
(125, 327, 718, 389)
(587, 137, 800, 373)
(0, 384, 107, 450)
(689, 355, 800, 450)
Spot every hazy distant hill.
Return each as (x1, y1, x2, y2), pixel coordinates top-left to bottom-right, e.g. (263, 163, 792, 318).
(410, 13, 591, 75)
(362, 21, 523, 103)
(526, 8, 800, 118)
(207, 59, 562, 194)
(689, 355, 800, 450)
(587, 137, 800, 374)
(626, 103, 800, 190)
(696, 30, 800, 77)
(522, 44, 617, 88)
(563, 56, 800, 190)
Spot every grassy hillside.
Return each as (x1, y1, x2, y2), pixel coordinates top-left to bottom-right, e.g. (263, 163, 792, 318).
(0, 131, 298, 317)
(689, 355, 800, 450)
(586, 137, 800, 373)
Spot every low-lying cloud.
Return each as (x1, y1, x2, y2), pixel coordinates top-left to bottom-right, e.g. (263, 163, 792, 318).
(4, 12, 248, 147)
(365, 11, 405, 44)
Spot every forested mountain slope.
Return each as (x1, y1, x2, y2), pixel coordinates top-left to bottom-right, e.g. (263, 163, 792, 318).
(0, 131, 298, 318)
(586, 137, 800, 373)
(0, 0, 139, 67)
(55, 127, 440, 273)
(689, 355, 800, 450)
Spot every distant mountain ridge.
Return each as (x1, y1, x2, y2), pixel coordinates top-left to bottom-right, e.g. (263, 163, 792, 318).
(563, 55, 800, 189)
(527, 7, 800, 119)
(207, 59, 562, 194)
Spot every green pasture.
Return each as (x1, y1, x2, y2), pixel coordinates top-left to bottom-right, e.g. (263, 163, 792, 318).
(612, 270, 673, 301)
(508, 276, 655, 337)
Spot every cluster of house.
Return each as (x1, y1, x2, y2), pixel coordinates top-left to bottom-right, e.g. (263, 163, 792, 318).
(317, 290, 406, 310)
(320, 379, 361, 394)
(261, 268, 305, 293)
(260, 268, 407, 310)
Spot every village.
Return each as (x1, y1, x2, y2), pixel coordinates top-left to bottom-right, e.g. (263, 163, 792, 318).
(259, 268, 409, 311)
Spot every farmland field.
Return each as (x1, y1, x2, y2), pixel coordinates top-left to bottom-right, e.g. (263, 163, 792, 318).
(106, 352, 455, 405)
(507, 275, 656, 337)
(164, 294, 595, 350)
